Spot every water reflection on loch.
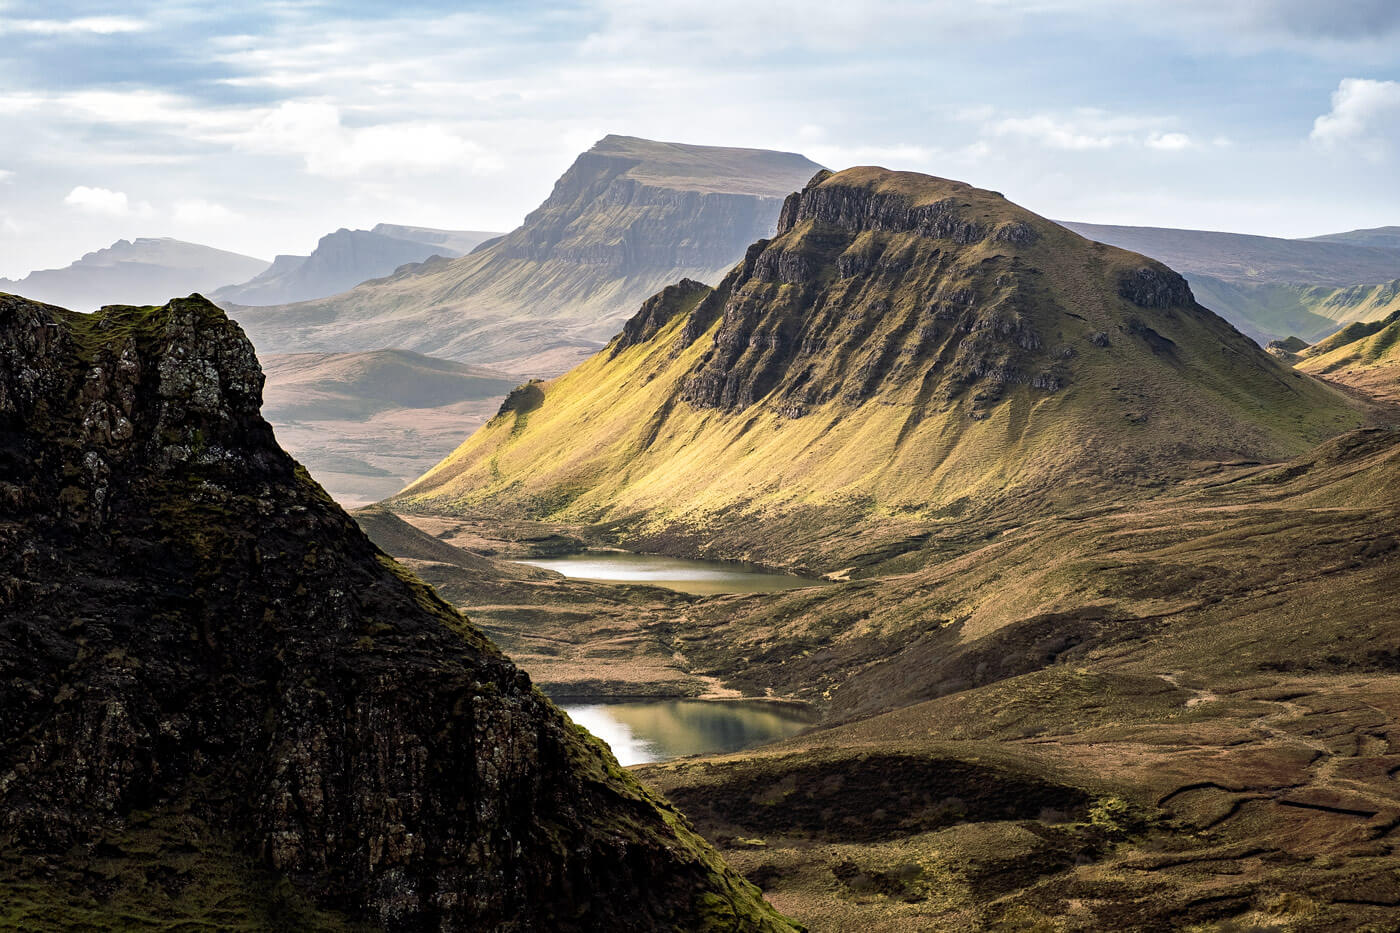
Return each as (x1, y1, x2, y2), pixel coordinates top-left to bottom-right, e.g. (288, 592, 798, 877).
(560, 699, 815, 766)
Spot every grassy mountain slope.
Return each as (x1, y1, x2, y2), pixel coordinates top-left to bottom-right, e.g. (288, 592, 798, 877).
(396, 168, 1366, 568)
(230, 136, 823, 375)
(370, 421, 1400, 928)
(1296, 309, 1400, 403)
(0, 292, 794, 931)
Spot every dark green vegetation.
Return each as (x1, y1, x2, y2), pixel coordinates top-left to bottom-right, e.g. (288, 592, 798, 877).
(0, 293, 797, 931)
(230, 136, 823, 375)
(365, 169, 1400, 930)
(1061, 221, 1400, 344)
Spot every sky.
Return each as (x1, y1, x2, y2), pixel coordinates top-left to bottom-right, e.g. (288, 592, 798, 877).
(0, 0, 1398, 278)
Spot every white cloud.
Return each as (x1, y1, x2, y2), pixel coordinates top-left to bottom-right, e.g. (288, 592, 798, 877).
(173, 199, 239, 224)
(63, 186, 154, 217)
(23, 89, 499, 180)
(0, 169, 12, 182)
(0, 16, 146, 36)
(1311, 78, 1400, 160)
(805, 143, 939, 171)
(230, 100, 498, 177)
(975, 109, 1201, 152)
(1146, 132, 1194, 150)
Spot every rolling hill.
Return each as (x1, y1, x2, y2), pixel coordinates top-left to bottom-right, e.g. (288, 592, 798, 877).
(1304, 225, 1400, 250)
(394, 167, 1367, 568)
(0, 237, 268, 312)
(1295, 307, 1400, 403)
(212, 223, 500, 306)
(1059, 221, 1400, 345)
(260, 349, 521, 506)
(230, 136, 824, 375)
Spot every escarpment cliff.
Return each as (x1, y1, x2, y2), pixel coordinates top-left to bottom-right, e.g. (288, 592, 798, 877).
(0, 293, 794, 931)
(398, 168, 1367, 567)
(230, 136, 823, 375)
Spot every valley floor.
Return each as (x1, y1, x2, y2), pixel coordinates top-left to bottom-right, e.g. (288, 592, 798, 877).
(361, 393, 1400, 931)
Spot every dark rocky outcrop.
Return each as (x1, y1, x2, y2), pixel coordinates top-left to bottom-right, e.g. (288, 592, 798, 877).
(611, 278, 713, 357)
(0, 293, 793, 931)
(1117, 265, 1195, 309)
(675, 170, 1072, 414)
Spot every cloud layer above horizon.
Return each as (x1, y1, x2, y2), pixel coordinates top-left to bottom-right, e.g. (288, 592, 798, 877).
(0, 0, 1397, 277)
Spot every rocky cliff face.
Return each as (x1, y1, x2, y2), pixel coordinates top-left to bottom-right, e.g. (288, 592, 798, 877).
(676, 169, 1200, 418)
(228, 136, 824, 376)
(0, 293, 793, 931)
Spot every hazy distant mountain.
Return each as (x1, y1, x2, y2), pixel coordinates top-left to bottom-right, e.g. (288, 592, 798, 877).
(232, 135, 824, 375)
(0, 237, 268, 312)
(1303, 226, 1400, 251)
(212, 224, 500, 307)
(261, 349, 521, 506)
(1060, 221, 1400, 344)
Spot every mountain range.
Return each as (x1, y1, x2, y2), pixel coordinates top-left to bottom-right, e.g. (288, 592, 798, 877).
(1061, 221, 1400, 344)
(212, 223, 500, 307)
(0, 237, 268, 312)
(229, 135, 824, 375)
(396, 167, 1365, 565)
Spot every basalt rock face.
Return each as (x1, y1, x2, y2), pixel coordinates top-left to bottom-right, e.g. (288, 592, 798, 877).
(0, 293, 791, 931)
(611, 278, 712, 357)
(676, 168, 1183, 416)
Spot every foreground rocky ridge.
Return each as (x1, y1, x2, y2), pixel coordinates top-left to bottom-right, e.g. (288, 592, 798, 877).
(0, 293, 792, 931)
(396, 167, 1367, 568)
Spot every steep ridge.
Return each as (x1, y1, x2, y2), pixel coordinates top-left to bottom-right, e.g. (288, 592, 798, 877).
(230, 136, 823, 375)
(1296, 308, 1400, 404)
(396, 168, 1366, 568)
(0, 238, 268, 313)
(0, 293, 792, 930)
(1060, 221, 1400, 344)
(212, 225, 499, 306)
